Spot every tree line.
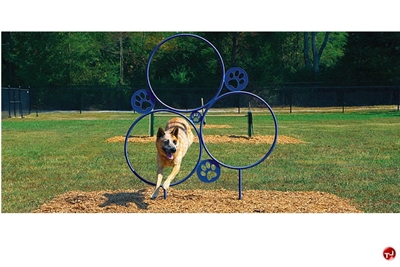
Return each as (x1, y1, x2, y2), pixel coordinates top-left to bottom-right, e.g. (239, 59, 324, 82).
(2, 32, 400, 90)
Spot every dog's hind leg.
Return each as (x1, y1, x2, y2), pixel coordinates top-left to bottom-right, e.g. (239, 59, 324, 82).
(151, 166, 164, 199)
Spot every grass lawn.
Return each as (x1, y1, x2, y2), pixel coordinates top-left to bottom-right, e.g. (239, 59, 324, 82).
(1, 109, 400, 213)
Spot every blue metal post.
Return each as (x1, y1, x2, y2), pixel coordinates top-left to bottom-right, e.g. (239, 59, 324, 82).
(163, 187, 167, 199)
(238, 169, 243, 200)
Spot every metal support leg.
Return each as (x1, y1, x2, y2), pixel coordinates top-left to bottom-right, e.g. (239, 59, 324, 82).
(238, 169, 243, 200)
(163, 187, 167, 199)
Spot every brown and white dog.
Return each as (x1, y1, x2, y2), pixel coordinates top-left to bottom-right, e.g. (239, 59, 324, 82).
(151, 117, 194, 199)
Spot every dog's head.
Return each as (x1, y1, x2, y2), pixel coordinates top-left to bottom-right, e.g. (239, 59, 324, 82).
(156, 127, 179, 160)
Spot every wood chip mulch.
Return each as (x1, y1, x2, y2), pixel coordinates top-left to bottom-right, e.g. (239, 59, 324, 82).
(106, 135, 305, 144)
(34, 188, 362, 213)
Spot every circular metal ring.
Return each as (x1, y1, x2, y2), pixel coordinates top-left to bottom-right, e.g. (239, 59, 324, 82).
(199, 91, 278, 170)
(124, 109, 202, 186)
(146, 33, 225, 113)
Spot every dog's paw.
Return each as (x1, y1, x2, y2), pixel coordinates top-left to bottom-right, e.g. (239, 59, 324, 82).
(225, 67, 248, 92)
(151, 187, 160, 199)
(162, 181, 171, 191)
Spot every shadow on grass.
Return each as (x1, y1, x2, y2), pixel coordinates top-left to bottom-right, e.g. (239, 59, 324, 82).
(99, 189, 149, 210)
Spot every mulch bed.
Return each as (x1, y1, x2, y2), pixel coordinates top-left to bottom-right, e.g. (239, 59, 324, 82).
(34, 187, 362, 213)
(47, 128, 355, 213)
(106, 135, 304, 144)
(106, 124, 304, 144)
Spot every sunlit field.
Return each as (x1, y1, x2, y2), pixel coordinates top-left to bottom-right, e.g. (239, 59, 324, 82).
(2, 108, 399, 213)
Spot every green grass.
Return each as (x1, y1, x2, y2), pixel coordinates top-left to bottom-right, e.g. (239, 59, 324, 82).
(2, 109, 400, 212)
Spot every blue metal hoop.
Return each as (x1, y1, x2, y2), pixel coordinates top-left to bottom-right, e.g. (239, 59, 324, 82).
(199, 91, 278, 170)
(124, 109, 203, 187)
(146, 33, 226, 113)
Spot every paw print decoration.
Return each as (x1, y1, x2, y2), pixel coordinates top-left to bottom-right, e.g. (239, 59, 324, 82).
(190, 111, 202, 124)
(196, 159, 221, 183)
(224, 67, 248, 92)
(130, 89, 155, 114)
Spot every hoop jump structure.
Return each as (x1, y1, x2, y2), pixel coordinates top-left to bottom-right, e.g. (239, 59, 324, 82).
(124, 33, 278, 200)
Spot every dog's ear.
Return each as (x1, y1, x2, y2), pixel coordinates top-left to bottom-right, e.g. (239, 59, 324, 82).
(171, 127, 179, 138)
(157, 127, 165, 139)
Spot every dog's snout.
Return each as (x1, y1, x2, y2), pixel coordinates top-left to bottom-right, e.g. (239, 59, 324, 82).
(171, 147, 176, 153)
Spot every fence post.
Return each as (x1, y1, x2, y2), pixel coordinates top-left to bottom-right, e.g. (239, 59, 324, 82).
(19, 86, 24, 118)
(27, 86, 31, 116)
(397, 87, 400, 111)
(397, 87, 400, 112)
(247, 102, 253, 138)
(8, 85, 11, 118)
(237, 94, 241, 114)
(342, 87, 345, 113)
(201, 98, 206, 125)
(79, 88, 82, 114)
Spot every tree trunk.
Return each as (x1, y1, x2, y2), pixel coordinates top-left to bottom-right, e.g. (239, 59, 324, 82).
(304, 32, 311, 69)
(311, 32, 330, 79)
(119, 33, 124, 85)
(230, 32, 239, 66)
(312, 32, 319, 78)
(68, 32, 72, 88)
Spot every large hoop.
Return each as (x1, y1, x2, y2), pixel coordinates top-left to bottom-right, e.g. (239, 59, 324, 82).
(146, 33, 226, 113)
(124, 109, 203, 187)
(199, 91, 278, 170)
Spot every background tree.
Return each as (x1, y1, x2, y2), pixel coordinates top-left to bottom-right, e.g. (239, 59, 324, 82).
(333, 32, 400, 85)
(2, 31, 399, 90)
(303, 32, 348, 80)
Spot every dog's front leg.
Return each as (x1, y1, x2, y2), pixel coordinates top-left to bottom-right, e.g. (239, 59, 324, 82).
(162, 163, 181, 192)
(151, 166, 164, 199)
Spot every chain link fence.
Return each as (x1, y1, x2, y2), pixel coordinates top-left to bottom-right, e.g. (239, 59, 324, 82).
(2, 85, 399, 118)
(1, 87, 31, 118)
(264, 85, 400, 113)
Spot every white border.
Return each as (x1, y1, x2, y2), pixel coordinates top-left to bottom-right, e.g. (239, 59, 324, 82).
(1, 0, 400, 31)
(1, 214, 399, 267)
(1, 1, 399, 267)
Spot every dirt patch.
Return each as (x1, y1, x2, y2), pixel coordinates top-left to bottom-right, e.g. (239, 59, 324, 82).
(106, 135, 304, 144)
(34, 187, 361, 213)
(106, 135, 153, 143)
(202, 124, 232, 129)
(202, 135, 304, 144)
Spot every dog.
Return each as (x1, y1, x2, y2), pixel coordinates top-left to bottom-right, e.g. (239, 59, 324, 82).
(151, 117, 194, 199)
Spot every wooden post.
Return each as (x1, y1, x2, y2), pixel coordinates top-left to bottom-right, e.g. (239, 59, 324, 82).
(247, 102, 253, 138)
(149, 113, 154, 137)
(201, 98, 206, 125)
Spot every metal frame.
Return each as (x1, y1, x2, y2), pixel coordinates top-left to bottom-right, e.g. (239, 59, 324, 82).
(124, 33, 278, 200)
